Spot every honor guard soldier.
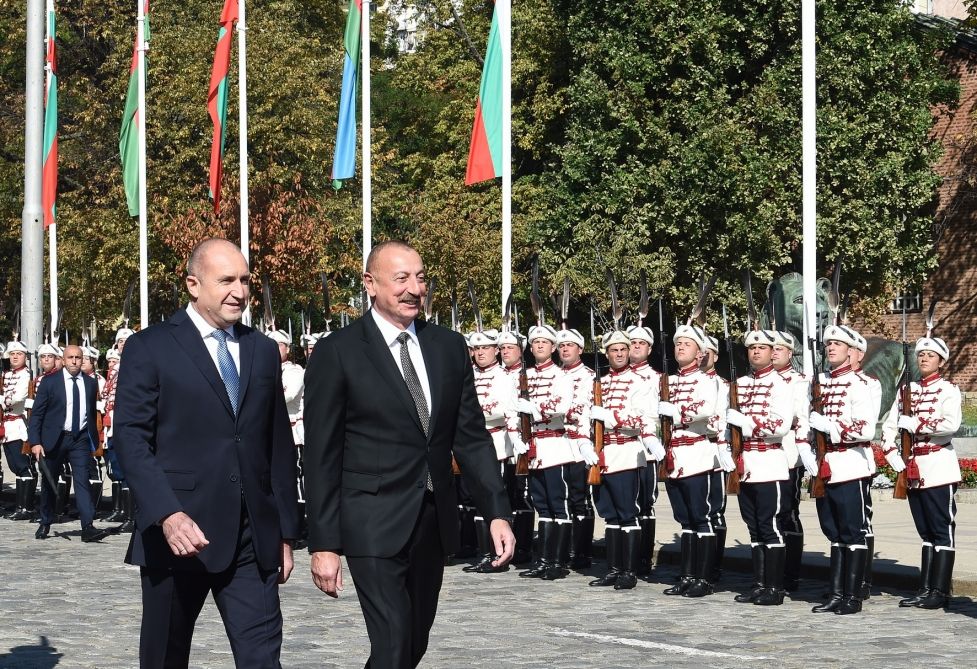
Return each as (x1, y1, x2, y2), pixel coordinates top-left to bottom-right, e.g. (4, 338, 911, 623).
(464, 328, 517, 573)
(102, 329, 133, 527)
(3, 340, 35, 520)
(268, 330, 305, 448)
(809, 324, 881, 615)
(81, 346, 107, 518)
(702, 334, 731, 583)
(498, 329, 534, 563)
(725, 329, 794, 605)
(516, 323, 576, 580)
(659, 324, 719, 598)
(771, 331, 816, 591)
(557, 327, 597, 570)
(628, 325, 665, 577)
(881, 335, 962, 610)
(587, 329, 653, 590)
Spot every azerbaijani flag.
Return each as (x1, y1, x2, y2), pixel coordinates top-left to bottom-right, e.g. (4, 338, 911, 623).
(331, 0, 362, 187)
(208, 0, 239, 213)
(465, 1, 503, 185)
(42, 0, 58, 229)
(119, 0, 150, 218)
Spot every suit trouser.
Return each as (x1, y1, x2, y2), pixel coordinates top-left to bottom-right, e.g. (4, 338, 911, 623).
(139, 513, 283, 669)
(38, 432, 96, 527)
(346, 493, 444, 669)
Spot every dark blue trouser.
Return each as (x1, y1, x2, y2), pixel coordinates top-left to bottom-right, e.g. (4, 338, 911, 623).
(739, 480, 788, 546)
(639, 462, 660, 518)
(816, 477, 870, 546)
(103, 438, 126, 483)
(528, 465, 570, 520)
(38, 432, 96, 528)
(665, 472, 714, 534)
(909, 484, 957, 549)
(565, 461, 593, 518)
(778, 466, 804, 535)
(3, 440, 33, 477)
(708, 469, 727, 529)
(594, 468, 641, 527)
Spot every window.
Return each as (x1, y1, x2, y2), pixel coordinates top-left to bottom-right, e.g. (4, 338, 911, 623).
(890, 291, 922, 314)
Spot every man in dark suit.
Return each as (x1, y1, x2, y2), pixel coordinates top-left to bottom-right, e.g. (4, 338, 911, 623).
(28, 344, 110, 542)
(114, 238, 299, 669)
(304, 240, 515, 669)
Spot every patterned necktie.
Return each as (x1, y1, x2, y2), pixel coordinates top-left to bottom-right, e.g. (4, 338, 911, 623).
(397, 332, 433, 491)
(70, 375, 80, 433)
(212, 329, 240, 416)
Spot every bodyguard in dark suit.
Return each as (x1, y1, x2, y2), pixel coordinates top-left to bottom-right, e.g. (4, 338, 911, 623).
(114, 239, 299, 669)
(28, 344, 110, 542)
(304, 240, 515, 669)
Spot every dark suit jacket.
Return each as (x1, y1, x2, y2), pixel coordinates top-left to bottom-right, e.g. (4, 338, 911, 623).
(113, 308, 300, 573)
(27, 371, 99, 453)
(303, 311, 510, 558)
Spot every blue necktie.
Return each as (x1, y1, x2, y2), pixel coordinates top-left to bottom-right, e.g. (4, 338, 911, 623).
(70, 375, 80, 433)
(212, 329, 240, 416)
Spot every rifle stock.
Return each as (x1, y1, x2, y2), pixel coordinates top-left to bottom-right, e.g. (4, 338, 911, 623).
(657, 373, 672, 479)
(808, 372, 828, 498)
(515, 365, 532, 475)
(588, 377, 604, 485)
(21, 373, 36, 456)
(893, 348, 914, 499)
(725, 376, 744, 494)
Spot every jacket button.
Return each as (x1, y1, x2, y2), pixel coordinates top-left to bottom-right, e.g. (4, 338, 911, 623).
(234, 435, 242, 443)
(230, 475, 239, 483)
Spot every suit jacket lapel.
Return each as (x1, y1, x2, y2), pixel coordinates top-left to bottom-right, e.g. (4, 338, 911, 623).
(168, 311, 235, 418)
(235, 324, 254, 420)
(417, 321, 441, 443)
(361, 314, 426, 437)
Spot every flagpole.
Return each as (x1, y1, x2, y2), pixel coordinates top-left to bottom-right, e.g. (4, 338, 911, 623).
(238, 0, 251, 325)
(801, 0, 816, 376)
(361, 0, 371, 272)
(137, 0, 149, 328)
(45, 0, 57, 341)
(500, 0, 511, 311)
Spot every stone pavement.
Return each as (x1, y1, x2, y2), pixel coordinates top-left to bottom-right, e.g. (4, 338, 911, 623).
(1, 512, 977, 669)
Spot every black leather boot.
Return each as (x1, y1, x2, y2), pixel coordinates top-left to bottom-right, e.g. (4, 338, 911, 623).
(754, 545, 786, 606)
(637, 517, 655, 577)
(683, 534, 716, 597)
(899, 544, 935, 607)
(103, 481, 122, 521)
(456, 506, 478, 559)
(464, 517, 495, 572)
(117, 486, 135, 533)
(711, 525, 727, 583)
(735, 544, 766, 603)
(784, 533, 803, 591)
(89, 476, 103, 515)
(858, 535, 874, 599)
(570, 515, 594, 570)
(512, 511, 535, 565)
(916, 549, 954, 610)
(664, 532, 696, 595)
(520, 521, 550, 578)
(615, 528, 641, 590)
(54, 474, 70, 522)
(8, 478, 34, 520)
(812, 545, 846, 613)
(543, 521, 571, 580)
(835, 548, 867, 615)
(590, 527, 621, 587)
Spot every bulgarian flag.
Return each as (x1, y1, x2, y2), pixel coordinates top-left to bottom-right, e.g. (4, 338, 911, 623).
(331, 0, 362, 187)
(465, 1, 503, 185)
(119, 0, 150, 218)
(208, 0, 239, 213)
(42, 0, 58, 229)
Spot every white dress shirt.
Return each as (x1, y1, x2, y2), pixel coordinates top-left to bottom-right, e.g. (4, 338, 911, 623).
(62, 368, 88, 431)
(371, 309, 432, 409)
(186, 303, 241, 374)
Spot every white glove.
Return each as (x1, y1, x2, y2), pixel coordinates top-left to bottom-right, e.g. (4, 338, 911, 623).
(590, 405, 618, 429)
(657, 401, 677, 419)
(644, 436, 666, 462)
(799, 446, 819, 477)
(897, 415, 918, 433)
(514, 398, 541, 421)
(717, 445, 736, 473)
(809, 412, 832, 435)
(96, 400, 106, 412)
(511, 437, 530, 456)
(726, 409, 755, 438)
(579, 442, 599, 467)
(24, 398, 34, 410)
(884, 449, 907, 473)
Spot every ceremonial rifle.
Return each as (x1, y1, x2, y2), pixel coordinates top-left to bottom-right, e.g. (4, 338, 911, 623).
(723, 303, 744, 494)
(321, 272, 333, 332)
(587, 301, 603, 486)
(504, 293, 531, 476)
(657, 297, 671, 478)
(893, 299, 933, 499)
(808, 259, 843, 498)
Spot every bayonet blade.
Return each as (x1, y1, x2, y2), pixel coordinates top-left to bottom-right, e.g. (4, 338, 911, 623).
(450, 288, 460, 332)
(925, 299, 938, 338)
(742, 270, 756, 331)
(262, 276, 275, 332)
(530, 257, 543, 326)
(637, 270, 649, 326)
(561, 276, 570, 329)
(321, 272, 332, 331)
(467, 279, 483, 332)
(424, 277, 437, 321)
(605, 269, 622, 330)
(503, 292, 514, 332)
(690, 274, 717, 326)
(122, 279, 136, 328)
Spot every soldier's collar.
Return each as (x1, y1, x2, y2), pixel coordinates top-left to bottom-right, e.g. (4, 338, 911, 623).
(921, 372, 941, 386)
(752, 364, 775, 379)
(829, 363, 853, 378)
(678, 362, 699, 376)
(562, 360, 584, 372)
(608, 364, 630, 376)
(505, 363, 521, 373)
(476, 361, 500, 372)
(534, 360, 555, 372)
(631, 360, 649, 371)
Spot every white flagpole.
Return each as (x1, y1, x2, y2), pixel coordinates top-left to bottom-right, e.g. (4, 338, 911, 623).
(45, 0, 57, 340)
(801, 0, 816, 376)
(500, 0, 511, 312)
(238, 0, 251, 325)
(137, 0, 149, 328)
(361, 0, 371, 271)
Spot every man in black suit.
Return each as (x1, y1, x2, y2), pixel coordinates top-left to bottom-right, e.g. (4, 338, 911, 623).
(28, 344, 110, 542)
(304, 240, 515, 669)
(114, 238, 299, 669)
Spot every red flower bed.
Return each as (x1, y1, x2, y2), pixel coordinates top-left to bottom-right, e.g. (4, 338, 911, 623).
(871, 444, 977, 488)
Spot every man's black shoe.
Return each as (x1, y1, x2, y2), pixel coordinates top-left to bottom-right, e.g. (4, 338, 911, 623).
(81, 526, 110, 543)
(35, 524, 50, 540)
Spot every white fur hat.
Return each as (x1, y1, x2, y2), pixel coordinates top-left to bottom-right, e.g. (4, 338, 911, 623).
(600, 330, 631, 353)
(706, 335, 719, 354)
(106, 348, 121, 361)
(4, 341, 28, 357)
(772, 331, 796, 350)
(36, 343, 62, 357)
(83, 346, 100, 360)
(497, 330, 526, 348)
(267, 329, 292, 346)
(744, 330, 778, 347)
(528, 324, 558, 344)
(627, 325, 654, 346)
(673, 324, 708, 351)
(915, 336, 950, 360)
(824, 325, 860, 349)
(556, 328, 585, 348)
(115, 327, 135, 343)
(469, 329, 500, 346)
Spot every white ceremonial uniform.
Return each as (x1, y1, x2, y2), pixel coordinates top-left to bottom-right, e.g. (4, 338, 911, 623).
(2, 367, 31, 443)
(778, 367, 810, 468)
(665, 364, 719, 479)
(562, 360, 594, 463)
(502, 363, 528, 457)
(474, 361, 517, 461)
(734, 364, 792, 483)
(599, 366, 652, 474)
(817, 363, 880, 484)
(706, 369, 729, 466)
(631, 361, 663, 458)
(881, 372, 962, 489)
(281, 360, 305, 445)
(526, 360, 575, 469)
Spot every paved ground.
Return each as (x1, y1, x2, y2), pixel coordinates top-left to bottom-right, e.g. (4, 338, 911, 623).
(1, 513, 976, 669)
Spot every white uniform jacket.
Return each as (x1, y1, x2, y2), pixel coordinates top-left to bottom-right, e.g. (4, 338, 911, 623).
(281, 360, 305, 446)
(816, 363, 880, 484)
(1, 367, 31, 443)
(664, 364, 719, 479)
(777, 366, 810, 468)
(631, 361, 663, 460)
(734, 365, 792, 483)
(706, 369, 730, 469)
(562, 360, 595, 463)
(598, 366, 652, 474)
(526, 360, 575, 469)
(474, 361, 517, 461)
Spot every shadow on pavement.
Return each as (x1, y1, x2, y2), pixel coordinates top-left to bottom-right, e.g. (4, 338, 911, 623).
(0, 635, 63, 668)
